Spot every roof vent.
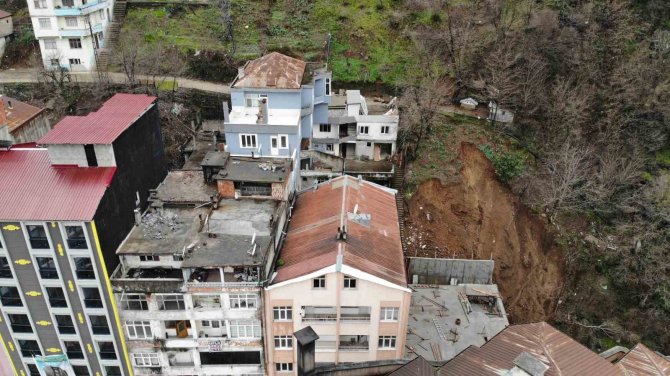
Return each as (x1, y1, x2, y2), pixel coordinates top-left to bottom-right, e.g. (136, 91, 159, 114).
(238, 67, 245, 79)
(511, 352, 549, 376)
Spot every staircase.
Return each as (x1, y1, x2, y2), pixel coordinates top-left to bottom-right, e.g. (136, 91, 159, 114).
(392, 163, 406, 248)
(95, 1, 127, 71)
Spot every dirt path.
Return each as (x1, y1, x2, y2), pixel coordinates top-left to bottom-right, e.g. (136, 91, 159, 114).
(405, 142, 564, 323)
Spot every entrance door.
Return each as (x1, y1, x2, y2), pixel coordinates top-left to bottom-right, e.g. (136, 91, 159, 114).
(270, 136, 279, 156)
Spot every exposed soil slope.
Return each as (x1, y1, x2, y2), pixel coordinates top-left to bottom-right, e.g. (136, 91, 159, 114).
(405, 142, 564, 322)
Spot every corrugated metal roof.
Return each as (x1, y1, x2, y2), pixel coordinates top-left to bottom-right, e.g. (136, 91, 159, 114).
(439, 322, 623, 376)
(273, 175, 406, 287)
(0, 148, 116, 221)
(232, 52, 306, 89)
(1, 96, 45, 133)
(0, 10, 10, 18)
(38, 94, 155, 145)
(618, 344, 670, 375)
(389, 356, 437, 376)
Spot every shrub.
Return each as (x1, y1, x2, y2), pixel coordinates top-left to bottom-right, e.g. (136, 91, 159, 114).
(479, 144, 526, 183)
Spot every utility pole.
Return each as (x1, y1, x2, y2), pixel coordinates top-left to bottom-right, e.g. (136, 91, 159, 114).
(85, 14, 103, 81)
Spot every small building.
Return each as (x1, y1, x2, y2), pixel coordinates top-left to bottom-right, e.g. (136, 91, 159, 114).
(488, 101, 514, 123)
(0, 10, 12, 62)
(0, 95, 51, 145)
(459, 97, 478, 110)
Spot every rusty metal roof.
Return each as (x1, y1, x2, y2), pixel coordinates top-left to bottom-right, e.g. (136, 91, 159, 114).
(232, 52, 306, 89)
(389, 356, 437, 376)
(273, 175, 406, 287)
(1, 96, 45, 133)
(617, 344, 670, 375)
(0, 10, 10, 18)
(439, 322, 623, 376)
(38, 94, 155, 145)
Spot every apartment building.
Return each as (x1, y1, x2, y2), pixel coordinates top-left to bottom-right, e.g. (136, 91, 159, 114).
(111, 147, 293, 375)
(28, 0, 113, 70)
(0, 94, 167, 376)
(264, 175, 410, 375)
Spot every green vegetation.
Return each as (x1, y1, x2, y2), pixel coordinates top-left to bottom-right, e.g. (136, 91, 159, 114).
(478, 144, 526, 184)
(656, 148, 670, 167)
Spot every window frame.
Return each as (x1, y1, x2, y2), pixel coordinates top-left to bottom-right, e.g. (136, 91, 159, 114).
(380, 307, 399, 322)
(378, 336, 397, 349)
(155, 294, 185, 311)
(55, 314, 76, 334)
(38, 18, 51, 30)
(313, 276, 326, 289)
(0, 286, 23, 307)
(36, 256, 59, 279)
(65, 16, 78, 27)
(8, 314, 33, 333)
(359, 126, 369, 135)
(120, 293, 148, 311)
(239, 134, 258, 149)
(89, 315, 110, 335)
(46, 286, 68, 308)
(343, 275, 357, 289)
(74, 257, 95, 279)
(44, 39, 57, 50)
(274, 335, 293, 349)
(0, 257, 13, 279)
(65, 225, 88, 249)
(279, 134, 289, 149)
(18, 339, 41, 358)
(125, 320, 152, 340)
(319, 124, 331, 133)
(64, 341, 84, 359)
(381, 126, 390, 134)
(68, 38, 82, 49)
(33, 0, 47, 8)
(273, 306, 292, 321)
(325, 143, 334, 152)
(139, 255, 159, 262)
(229, 293, 256, 310)
(97, 341, 117, 360)
(228, 319, 261, 339)
(26, 224, 50, 249)
(132, 352, 161, 367)
(276, 362, 294, 372)
(82, 287, 103, 308)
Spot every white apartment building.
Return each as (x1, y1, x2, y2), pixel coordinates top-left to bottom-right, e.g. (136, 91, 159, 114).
(28, 0, 113, 70)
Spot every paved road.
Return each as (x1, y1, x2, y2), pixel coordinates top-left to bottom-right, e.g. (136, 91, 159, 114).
(0, 68, 230, 94)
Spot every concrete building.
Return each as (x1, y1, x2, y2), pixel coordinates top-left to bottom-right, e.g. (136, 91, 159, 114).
(0, 95, 51, 145)
(264, 175, 410, 375)
(0, 10, 13, 63)
(488, 101, 514, 124)
(311, 90, 398, 161)
(27, 0, 113, 70)
(0, 94, 167, 376)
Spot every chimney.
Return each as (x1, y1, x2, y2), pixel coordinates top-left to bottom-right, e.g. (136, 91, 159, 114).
(238, 67, 245, 79)
(133, 208, 142, 226)
(223, 101, 230, 123)
(256, 98, 269, 125)
(294, 326, 319, 376)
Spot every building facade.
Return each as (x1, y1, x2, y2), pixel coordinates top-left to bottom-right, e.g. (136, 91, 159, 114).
(0, 10, 13, 63)
(28, 0, 113, 70)
(0, 95, 51, 145)
(264, 176, 410, 375)
(0, 94, 167, 376)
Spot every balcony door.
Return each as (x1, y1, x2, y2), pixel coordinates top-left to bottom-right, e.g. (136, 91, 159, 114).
(270, 136, 279, 156)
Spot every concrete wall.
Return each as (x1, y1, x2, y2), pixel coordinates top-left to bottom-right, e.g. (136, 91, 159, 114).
(225, 131, 298, 158)
(9, 113, 51, 144)
(46, 144, 115, 167)
(230, 89, 301, 111)
(407, 258, 494, 285)
(0, 15, 13, 37)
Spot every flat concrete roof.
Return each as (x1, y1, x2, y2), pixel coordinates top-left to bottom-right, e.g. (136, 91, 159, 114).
(154, 170, 217, 205)
(215, 157, 291, 183)
(407, 284, 509, 365)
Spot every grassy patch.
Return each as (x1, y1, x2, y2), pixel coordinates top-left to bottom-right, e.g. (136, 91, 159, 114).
(655, 148, 670, 167)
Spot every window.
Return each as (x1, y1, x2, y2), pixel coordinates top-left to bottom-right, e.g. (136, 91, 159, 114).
(276, 363, 293, 372)
(273, 306, 292, 321)
(8, 314, 32, 333)
(339, 335, 369, 350)
(367, 142, 372, 147)
(73, 257, 95, 279)
(69, 38, 82, 49)
(47, 287, 67, 307)
(313, 276, 325, 289)
(279, 134, 288, 149)
(27, 225, 49, 248)
(0, 286, 22, 306)
(126, 320, 152, 339)
(50, 58, 59, 67)
(378, 336, 397, 349)
(36, 257, 58, 279)
(28, 364, 41, 376)
(120, 294, 148, 310)
(19, 340, 40, 357)
(240, 134, 257, 148)
(69, 58, 82, 66)
(133, 352, 160, 367)
(139, 255, 159, 262)
(72, 365, 90, 376)
(66, 226, 87, 249)
(381, 126, 390, 134)
(274, 336, 293, 349)
(325, 143, 334, 152)
(359, 126, 369, 135)
(90, 315, 110, 335)
(38, 18, 51, 29)
(44, 39, 57, 50)
(65, 17, 78, 27)
(62, 0, 74, 6)
(105, 366, 121, 376)
(98, 342, 117, 360)
(344, 275, 357, 289)
(245, 93, 268, 107)
(56, 315, 76, 334)
(65, 341, 84, 359)
(82, 287, 103, 308)
(228, 320, 261, 339)
(34, 0, 47, 8)
(156, 294, 185, 310)
(0, 257, 12, 278)
(380, 307, 399, 321)
(173, 254, 183, 261)
(229, 294, 256, 309)
(325, 77, 331, 96)
(319, 124, 331, 133)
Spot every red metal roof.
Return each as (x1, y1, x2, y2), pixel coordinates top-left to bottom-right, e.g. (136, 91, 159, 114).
(0, 10, 10, 18)
(38, 94, 156, 145)
(617, 343, 670, 375)
(273, 175, 407, 287)
(0, 148, 116, 221)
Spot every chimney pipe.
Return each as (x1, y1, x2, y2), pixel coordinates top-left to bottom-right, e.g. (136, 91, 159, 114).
(133, 208, 141, 226)
(238, 67, 245, 79)
(257, 98, 269, 125)
(223, 101, 230, 123)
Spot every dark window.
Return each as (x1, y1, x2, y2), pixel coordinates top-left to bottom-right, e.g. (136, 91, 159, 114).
(27, 364, 41, 376)
(84, 144, 97, 166)
(199, 351, 261, 365)
(98, 342, 116, 360)
(0, 257, 12, 278)
(105, 366, 121, 376)
(8, 314, 32, 333)
(64, 341, 84, 359)
(62, 0, 73, 6)
(27, 225, 49, 249)
(55, 315, 76, 334)
(72, 365, 90, 376)
(89, 315, 110, 335)
(319, 124, 331, 133)
(19, 340, 40, 357)
(83, 288, 103, 308)
(68, 38, 82, 49)
(66, 226, 87, 249)
(36, 257, 58, 279)
(74, 257, 95, 279)
(46, 287, 67, 308)
(0, 286, 22, 306)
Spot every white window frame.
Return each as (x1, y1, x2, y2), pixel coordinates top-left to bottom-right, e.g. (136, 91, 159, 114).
(68, 58, 82, 66)
(380, 307, 399, 322)
(359, 126, 369, 135)
(244, 93, 268, 108)
(139, 255, 159, 262)
(34, 0, 47, 9)
(313, 276, 325, 289)
(274, 335, 293, 349)
(155, 294, 185, 311)
(44, 39, 57, 50)
(239, 134, 258, 148)
(325, 78, 331, 96)
(65, 17, 78, 27)
(279, 134, 288, 149)
(132, 352, 160, 367)
(378, 336, 397, 349)
(229, 294, 256, 309)
(344, 275, 357, 289)
(381, 125, 390, 134)
(68, 38, 82, 49)
(273, 306, 292, 321)
(120, 294, 148, 311)
(319, 124, 331, 133)
(276, 362, 294, 372)
(325, 144, 334, 152)
(228, 320, 261, 339)
(38, 18, 51, 29)
(125, 321, 152, 340)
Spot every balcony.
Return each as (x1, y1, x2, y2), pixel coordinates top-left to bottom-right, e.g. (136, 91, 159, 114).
(111, 265, 184, 293)
(340, 306, 371, 322)
(54, 0, 108, 16)
(302, 306, 336, 322)
(185, 268, 259, 292)
(338, 335, 369, 351)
